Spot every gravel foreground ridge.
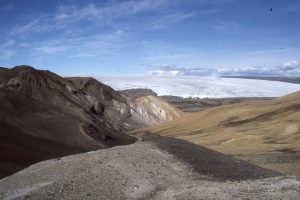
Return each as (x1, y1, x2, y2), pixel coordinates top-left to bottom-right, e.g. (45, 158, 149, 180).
(1, 136, 299, 200)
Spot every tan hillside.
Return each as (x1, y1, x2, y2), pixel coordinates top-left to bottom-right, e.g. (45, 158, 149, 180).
(129, 95, 183, 126)
(131, 91, 300, 175)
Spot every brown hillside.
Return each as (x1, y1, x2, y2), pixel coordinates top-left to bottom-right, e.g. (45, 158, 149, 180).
(131, 91, 300, 175)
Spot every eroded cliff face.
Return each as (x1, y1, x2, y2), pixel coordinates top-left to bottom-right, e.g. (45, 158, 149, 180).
(128, 95, 182, 127)
(67, 77, 181, 132)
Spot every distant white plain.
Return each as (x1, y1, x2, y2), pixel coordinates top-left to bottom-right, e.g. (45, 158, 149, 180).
(96, 76, 300, 98)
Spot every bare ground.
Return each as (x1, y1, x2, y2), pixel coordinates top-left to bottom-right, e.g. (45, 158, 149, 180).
(161, 96, 273, 112)
(0, 136, 299, 200)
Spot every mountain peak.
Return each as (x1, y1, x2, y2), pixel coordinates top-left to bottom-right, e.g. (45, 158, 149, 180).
(12, 65, 35, 71)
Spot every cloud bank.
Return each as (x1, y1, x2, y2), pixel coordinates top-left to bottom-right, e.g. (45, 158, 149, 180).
(148, 61, 300, 77)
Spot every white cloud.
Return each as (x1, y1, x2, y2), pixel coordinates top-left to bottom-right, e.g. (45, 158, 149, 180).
(216, 67, 276, 76)
(29, 30, 127, 58)
(85, 31, 126, 49)
(212, 20, 242, 33)
(282, 60, 300, 70)
(10, 19, 52, 35)
(151, 12, 196, 29)
(147, 61, 300, 76)
(7, 39, 15, 46)
(55, 0, 169, 24)
(0, 49, 14, 60)
(34, 46, 67, 55)
(69, 53, 96, 58)
(0, 39, 16, 60)
(148, 70, 182, 76)
(148, 65, 215, 76)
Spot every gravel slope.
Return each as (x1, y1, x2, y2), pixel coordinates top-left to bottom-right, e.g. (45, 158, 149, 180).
(1, 137, 299, 200)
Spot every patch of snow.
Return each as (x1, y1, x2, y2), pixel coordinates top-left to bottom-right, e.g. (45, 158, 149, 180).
(95, 76, 300, 98)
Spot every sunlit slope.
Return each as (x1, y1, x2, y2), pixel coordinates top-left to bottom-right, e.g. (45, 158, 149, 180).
(131, 91, 300, 175)
(129, 95, 183, 126)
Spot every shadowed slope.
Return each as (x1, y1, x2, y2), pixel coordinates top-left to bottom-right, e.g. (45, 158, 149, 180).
(0, 88, 136, 179)
(0, 66, 140, 178)
(143, 134, 280, 181)
(0, 121, 83, 178)
(0, 67, 7, 71)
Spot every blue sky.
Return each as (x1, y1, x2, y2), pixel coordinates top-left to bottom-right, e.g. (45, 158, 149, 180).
(0, 0, 300, 76)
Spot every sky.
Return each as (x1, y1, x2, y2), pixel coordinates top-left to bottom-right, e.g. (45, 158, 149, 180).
(0, 0, 300, 76)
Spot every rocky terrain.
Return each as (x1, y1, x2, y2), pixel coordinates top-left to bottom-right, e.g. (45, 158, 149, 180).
(1, 135, 299, 200)
(161, 95, 273, 112)
(132, 91, 300, 176)
(0, 66, 180, 178)
(121, 88, 158, 99)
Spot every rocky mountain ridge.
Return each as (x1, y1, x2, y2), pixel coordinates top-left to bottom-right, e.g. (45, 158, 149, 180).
(0, 65, 180, 178)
